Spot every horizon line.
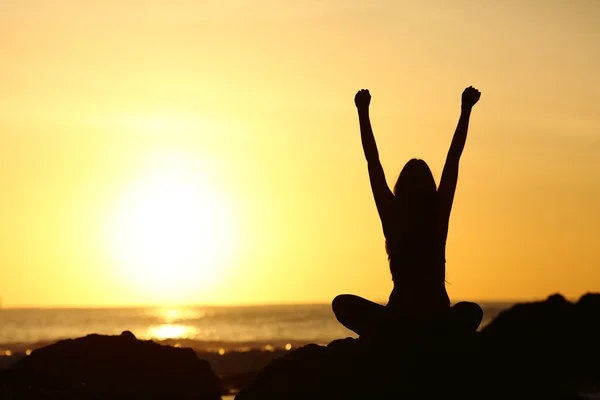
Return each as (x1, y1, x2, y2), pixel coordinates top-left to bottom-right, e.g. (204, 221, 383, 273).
(0, 296, 575, 310)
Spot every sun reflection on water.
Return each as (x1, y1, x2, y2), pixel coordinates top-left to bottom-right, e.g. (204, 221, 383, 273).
(146, 324, 197, 340)
(149, 307, 208, 324)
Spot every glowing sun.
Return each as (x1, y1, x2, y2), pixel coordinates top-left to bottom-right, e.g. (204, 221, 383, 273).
(106, 155, 236, 303)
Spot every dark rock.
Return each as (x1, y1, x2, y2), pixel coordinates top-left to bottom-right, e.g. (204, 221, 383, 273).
(236, 332, 499, 399)
(236, 294, 600, 400)
(0, 331, 222, 399)
(481, 293, 600, 386)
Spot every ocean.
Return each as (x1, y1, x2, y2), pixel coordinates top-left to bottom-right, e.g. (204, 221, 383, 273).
(0, 302, 513, 354)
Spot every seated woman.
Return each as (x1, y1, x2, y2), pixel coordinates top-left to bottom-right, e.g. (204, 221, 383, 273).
(333, 86, 483, 338)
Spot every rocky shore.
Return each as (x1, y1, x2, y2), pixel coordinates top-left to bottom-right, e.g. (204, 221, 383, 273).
(237, 293, 600, 400)
(1, 293, 598, 399)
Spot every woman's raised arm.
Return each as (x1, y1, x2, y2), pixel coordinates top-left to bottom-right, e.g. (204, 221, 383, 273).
(355, 89, 394, 231)
(438, 86, 481, 227)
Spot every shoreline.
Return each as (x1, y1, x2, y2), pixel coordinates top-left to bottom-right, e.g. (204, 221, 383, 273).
(1, 294, 599, 398)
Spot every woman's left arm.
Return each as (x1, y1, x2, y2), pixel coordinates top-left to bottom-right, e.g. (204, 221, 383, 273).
(438, 86, 481, 227)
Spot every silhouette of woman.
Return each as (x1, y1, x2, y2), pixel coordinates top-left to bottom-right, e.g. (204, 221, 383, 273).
(333, 86, 483, 337)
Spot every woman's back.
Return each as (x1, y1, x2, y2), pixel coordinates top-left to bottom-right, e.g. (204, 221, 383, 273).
(384, 196, 451, 315)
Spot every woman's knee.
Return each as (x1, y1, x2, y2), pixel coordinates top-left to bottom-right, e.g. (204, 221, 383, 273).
(332, 294, 355, 315)
(452, 301, 483, 330)
(454, 301, 483, 317)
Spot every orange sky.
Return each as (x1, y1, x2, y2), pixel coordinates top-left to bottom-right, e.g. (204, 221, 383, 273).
(1, 0, 599, 307)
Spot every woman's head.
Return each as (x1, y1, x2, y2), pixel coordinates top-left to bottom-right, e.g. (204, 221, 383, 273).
(393, 159, 437, 218)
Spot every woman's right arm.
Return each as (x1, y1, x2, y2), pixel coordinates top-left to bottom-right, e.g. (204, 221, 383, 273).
(355, 90, 394, 230)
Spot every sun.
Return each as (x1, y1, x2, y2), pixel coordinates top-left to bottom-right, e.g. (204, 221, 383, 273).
(105, 154, 236, 304)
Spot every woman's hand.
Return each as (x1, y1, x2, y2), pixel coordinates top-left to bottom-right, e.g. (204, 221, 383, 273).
(461, 86, 481, 109)
(355, 89, 371, 111)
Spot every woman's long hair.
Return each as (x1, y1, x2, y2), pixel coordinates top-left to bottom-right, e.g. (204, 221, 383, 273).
(392, 158, 437, 231)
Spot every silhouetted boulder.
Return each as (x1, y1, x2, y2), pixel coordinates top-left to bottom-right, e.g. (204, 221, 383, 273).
(235, 295, 600, 400)
(236, 332, 533, 399)
(480, 293, 600, 386)
(0, 331, 222, 399)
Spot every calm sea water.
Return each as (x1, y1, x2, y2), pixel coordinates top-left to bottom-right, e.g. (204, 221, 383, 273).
(0, 302, 513, 353)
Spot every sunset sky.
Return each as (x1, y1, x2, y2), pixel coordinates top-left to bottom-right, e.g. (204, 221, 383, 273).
(1, 0, 598, 307)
